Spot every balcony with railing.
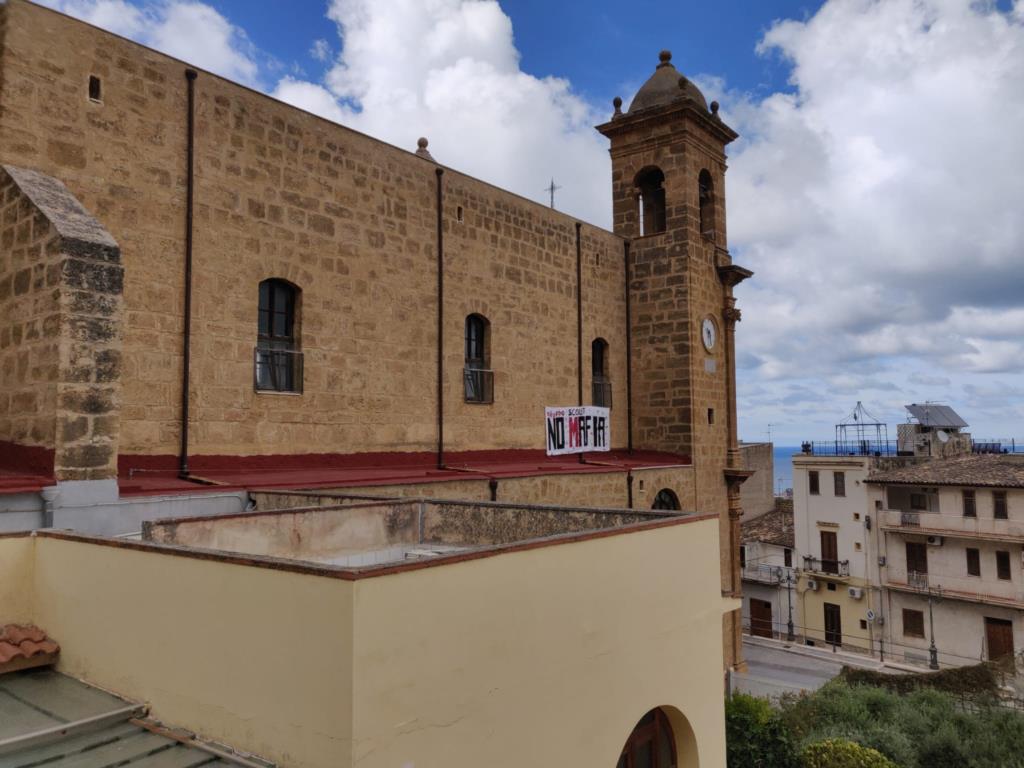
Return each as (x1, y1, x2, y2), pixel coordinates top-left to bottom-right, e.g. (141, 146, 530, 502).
(880, 508, 1024, 542)
(802, 555, 850, 578)
(886, 566, 1024, 607)
(742, 563, 795, 585)
(254, 347, 303, 393)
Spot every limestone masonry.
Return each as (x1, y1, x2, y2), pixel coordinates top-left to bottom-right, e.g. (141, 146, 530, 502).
(0, 0, 753, 670)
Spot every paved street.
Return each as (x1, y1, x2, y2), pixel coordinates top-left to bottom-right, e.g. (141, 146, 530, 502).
(734, 637, 886, 697)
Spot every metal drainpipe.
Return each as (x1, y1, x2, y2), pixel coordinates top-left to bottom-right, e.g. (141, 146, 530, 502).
(435, 167, 445, 470)
(624, 240, 633, 454)
(575, 222, 583, 464)
(179, 68, 198, 479)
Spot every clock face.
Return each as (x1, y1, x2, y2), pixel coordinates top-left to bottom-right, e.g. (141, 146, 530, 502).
(701, 318, 717, 351)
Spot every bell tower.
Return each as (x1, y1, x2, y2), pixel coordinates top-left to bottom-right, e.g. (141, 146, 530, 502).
(597, 51, 753, 671)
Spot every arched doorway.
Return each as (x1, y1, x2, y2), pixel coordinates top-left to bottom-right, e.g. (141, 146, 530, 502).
(651, 488, 681, 511)
(616, 708, 676, 768)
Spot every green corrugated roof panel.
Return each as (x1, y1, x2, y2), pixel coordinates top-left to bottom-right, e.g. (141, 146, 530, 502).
(0, 670, 251, 768)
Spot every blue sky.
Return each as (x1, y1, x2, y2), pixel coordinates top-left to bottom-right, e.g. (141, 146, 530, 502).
(43, 0, 1024, 445)
(204, 0, 822, 102)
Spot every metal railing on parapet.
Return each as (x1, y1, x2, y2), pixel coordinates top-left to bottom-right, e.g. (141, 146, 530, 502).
(798, 440, 900, 457)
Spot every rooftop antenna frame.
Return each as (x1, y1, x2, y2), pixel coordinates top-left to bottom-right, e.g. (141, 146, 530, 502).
(835, 401, 889, 456)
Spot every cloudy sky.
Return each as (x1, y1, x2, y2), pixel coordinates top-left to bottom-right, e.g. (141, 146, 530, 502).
(44, 0, 1024, 445)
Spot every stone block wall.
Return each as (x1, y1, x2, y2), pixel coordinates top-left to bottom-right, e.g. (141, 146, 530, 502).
(0, 170, 62, 457)
(0, 0, 627, 460)
(0, 164, 124, 480)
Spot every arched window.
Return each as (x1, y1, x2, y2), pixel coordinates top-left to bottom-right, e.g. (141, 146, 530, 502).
(651, 488, 680, 511)
(698, 169, 714, 238)
(635, 167, 666, 236)
(591, 337, 611, 408)
(255, 278, 302, 392)
(617, 709, 677, 768)
(464, 314, 493, 403)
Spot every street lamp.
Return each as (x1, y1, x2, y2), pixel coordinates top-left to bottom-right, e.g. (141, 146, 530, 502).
(910, 571, 943, 670)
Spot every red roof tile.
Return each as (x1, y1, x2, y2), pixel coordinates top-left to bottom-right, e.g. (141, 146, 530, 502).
(0, 624, 60, 668)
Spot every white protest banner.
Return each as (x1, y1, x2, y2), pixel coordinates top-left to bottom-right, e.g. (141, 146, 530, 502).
(544, 406, 611, 456)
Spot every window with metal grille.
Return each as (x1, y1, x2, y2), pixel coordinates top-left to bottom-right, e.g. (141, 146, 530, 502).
(591, 337, 611, 408)
(255, 279, 301, 393)
(903, 609, 925, 638)
(997, 550, 1011, 581)
(967, 547, 981, 577)
(464, 314, 493, 403)
(963, 489, 976, 517)
(809, 470, 820, 495)
(784, 548, 792, 568)
(994, 491, 1008, 520)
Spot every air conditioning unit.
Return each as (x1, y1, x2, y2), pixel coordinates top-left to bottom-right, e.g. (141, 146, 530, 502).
(927, 535, 944, 546)
(806, 579, 819, 592)
(848, 587, 864, 600)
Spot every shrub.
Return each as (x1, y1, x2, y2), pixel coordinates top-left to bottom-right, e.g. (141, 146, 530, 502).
(800, 739, 897, 768)
(726, 693, 799, 768)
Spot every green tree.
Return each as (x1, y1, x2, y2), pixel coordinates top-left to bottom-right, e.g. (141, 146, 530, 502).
(726, 693, 799, 768)
(800, 739, 897, 768)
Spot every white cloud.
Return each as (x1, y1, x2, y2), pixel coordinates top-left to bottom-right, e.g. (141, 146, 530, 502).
(310, 38, 331, 63)
(726, 0, 1024, 441)
(41, 0, 260, 85)
(271, 0, 610, 225)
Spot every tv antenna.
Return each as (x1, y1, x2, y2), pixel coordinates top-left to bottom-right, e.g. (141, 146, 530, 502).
(544, 178, 561, 209)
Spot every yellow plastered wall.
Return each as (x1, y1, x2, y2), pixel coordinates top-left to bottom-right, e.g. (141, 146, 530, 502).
(30, 536, 355, 768)
(6, 519, 728, 768)
(349, 519, 726, 767)
(0, 536, 35, 622)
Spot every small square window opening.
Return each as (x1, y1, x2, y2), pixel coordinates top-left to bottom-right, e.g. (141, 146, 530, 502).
(88, 75, 102, 102)
(826, 582, 837, 592)
(707, 408, 714, 424)
(456, 206, 464, 223)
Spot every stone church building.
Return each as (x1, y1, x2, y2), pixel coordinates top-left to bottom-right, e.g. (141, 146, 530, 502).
(0, 0, 751, 686)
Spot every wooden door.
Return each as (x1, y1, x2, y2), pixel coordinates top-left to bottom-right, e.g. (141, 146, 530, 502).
(617, 709, 676, 768)
(986, 618, 1015, 660)
(824, 602, 842, 647)
(820, 530, 838, 573)
(750, 599, 773, 638)
(906, 541, 928, 576)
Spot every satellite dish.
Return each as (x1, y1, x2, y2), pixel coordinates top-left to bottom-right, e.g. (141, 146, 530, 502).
(937, 430, 950, 443)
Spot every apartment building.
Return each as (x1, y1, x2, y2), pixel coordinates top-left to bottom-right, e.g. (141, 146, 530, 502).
(871, 454, 1024, 667)
(791, 403, 974, 656)
(740, 501, 797, 640)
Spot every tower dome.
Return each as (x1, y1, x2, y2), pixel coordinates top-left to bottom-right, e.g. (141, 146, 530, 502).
(628, 50, 708, 113)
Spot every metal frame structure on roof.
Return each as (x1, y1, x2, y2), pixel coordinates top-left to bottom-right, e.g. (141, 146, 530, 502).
(834, 401, 889, 456)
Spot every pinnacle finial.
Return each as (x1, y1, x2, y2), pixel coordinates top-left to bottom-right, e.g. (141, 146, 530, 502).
(658, 50, 672, 66)
(710, 101, 720, 117)
(415, 136, 435, 161)
(612, 96, 623, 118)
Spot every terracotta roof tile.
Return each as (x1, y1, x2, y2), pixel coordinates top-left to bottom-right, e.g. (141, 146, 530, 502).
(741, 505, 794, 548)
(0, 624, 59, 668)
(867, 454, 1024, 488)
